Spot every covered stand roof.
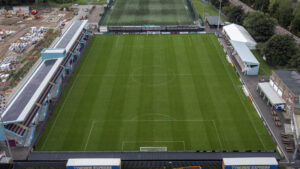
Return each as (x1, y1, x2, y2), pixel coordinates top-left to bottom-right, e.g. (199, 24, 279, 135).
(67, 158, 121, 167)
(223, 157, 278, 166)
(274, 70, 300, 95)
(1, 20, 87, 123)
(230, 40, 259, 65)
(258, 82, 286, 105)
(206, 16, 224, 26)
(223, 24, 257, 48)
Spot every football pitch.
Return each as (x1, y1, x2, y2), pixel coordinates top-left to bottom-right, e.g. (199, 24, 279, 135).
(101, 0, 195, 25)
(37, 34, 275, 151)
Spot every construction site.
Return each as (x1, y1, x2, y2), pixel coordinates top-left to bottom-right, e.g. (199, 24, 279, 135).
(0, 6, 74, 106)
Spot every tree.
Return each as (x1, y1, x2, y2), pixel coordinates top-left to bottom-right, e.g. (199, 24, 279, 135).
(290, 4, 300, 36)
(269, 0, 280, 18)
(210, 0, 229, 9)
(243, 11, 276, 42)
(226, 6, 245, 25)
(277, 0, 293, 28)
(263, 35, 297, 66)
(252, 0, 269, 13)
(289, 51, 300, 72)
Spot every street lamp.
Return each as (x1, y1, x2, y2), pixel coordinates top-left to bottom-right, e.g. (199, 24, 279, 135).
(217, 0, 222, 35)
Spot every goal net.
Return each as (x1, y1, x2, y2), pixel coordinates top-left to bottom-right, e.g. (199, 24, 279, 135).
(140, 147, 167, 152)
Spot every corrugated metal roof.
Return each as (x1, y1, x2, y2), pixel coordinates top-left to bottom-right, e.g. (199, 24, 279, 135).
(66, 158, 121, 166)
(223, 157, 278, 165)
(230, 40, 259, 65)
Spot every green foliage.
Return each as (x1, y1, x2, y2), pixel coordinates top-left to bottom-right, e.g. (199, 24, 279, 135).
(263, 35, 297, 66)
(251, 50, 274, 76)
(268, 0, 280, 17)
(240, 0, 255, 6)
(226, 5, 245, 25)
(277, 0, 293, 28)
(290, 4, 300, 36)
(289, 51, 300, 72)
(243, 11, 276, 42)
(210, 0, 229, 9)
(252, 0, 269, 13)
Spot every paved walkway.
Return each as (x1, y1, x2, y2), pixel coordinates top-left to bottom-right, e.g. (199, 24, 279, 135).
(228, 0, 300, 45)
(217, 37, 300, 166)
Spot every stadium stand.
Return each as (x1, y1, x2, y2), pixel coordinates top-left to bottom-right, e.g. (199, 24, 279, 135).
(0, 20, 90, 147)
(223, 24, 259, 75)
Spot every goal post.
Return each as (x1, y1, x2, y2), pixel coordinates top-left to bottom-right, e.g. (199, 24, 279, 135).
(140, 147, 167, 152)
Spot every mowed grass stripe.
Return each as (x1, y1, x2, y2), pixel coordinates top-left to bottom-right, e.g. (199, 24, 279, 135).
(37, 34, 275, 151)
(101, 0, 194, 25)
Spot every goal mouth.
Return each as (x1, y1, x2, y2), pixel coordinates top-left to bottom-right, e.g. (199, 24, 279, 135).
(140, 147, 167, 152)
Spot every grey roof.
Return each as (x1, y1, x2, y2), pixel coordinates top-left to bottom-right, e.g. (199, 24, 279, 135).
(28, 151, 278, 161)
(230, 40, 259, 65)
(3, 59, 56, 122)
(55, 20, 83, 49)
(206, 16, 224, 26)
(274, 70, 300, 95)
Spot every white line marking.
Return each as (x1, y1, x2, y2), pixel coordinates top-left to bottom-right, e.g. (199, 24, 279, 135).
(122, 141, 186, 151)
(84, 120, 96, 150)
(212, 120, 223, 149)
(41, 43, 93, 149)
(209, 35, 266, 149)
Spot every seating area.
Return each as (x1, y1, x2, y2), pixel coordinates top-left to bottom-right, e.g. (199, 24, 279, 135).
(4, 28, 87, 139)
(281, 132, 294, 152)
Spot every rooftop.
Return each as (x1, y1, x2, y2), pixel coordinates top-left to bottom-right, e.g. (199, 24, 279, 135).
(274, 70, 300, 95)
(206, 16, 224, 26)
(223, 23, 256, 46)
(230, 40, 259, 65)
(1, 20, 87, 123)
(258, 82, 286, 105)
(67, 158, 121, 166)
(223, 157, 278, 165)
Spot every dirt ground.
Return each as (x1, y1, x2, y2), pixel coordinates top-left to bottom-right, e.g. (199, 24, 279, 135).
(0, 8, 71, 61)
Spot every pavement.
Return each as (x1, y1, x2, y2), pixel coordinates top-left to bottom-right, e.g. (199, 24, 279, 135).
(217, 36, 300, 166)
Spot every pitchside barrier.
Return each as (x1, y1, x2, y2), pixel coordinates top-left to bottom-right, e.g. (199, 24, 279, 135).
(101, 25, 204, 33)
(95, 31, 207, 35)
(215, 35, 287, 160)
(22, 150, 278, 168)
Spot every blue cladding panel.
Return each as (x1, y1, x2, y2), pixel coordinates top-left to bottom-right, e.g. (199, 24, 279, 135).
(0, 125, 6, 141)
(225, 165, 277, 169)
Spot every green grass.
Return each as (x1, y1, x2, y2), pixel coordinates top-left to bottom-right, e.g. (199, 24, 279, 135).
(251, 50, 274, 76)
(192, 0, 226, 21)
(36, 34, 275, 151)
(101, 0, 195, 25)
(77, 0, 106, 5)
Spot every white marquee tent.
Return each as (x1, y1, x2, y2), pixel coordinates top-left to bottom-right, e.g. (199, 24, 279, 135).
(223, 23, 257, 49)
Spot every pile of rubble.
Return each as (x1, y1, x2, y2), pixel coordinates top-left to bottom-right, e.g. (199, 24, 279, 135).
(0, 56, 19, 83)
(9, 26, 47, 53)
